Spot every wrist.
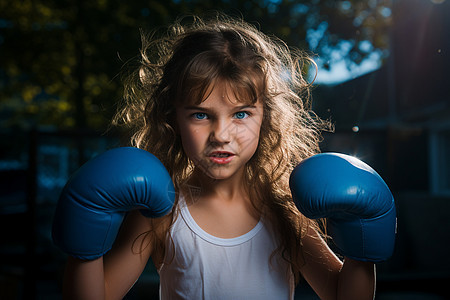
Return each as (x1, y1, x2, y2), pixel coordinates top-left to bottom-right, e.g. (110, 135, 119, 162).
(338, 257, 376, 300)
(343, 257, 375, 269)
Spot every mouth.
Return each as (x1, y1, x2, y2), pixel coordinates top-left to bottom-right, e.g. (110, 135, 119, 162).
(209, 151, 234, 157)
(208, 151, 235, 164)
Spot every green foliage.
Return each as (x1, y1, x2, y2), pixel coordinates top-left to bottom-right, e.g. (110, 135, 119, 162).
(0, 0, 391, 131)
(307, 0, 392, 69)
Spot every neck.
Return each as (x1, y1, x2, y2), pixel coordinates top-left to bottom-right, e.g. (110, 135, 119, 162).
(184, 167, 261, 221)
(187, 167, 248, 201)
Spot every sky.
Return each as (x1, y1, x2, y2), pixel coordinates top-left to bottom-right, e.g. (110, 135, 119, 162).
(313, 49, 383, 85)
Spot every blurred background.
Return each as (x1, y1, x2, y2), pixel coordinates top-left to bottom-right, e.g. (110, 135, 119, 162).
(0, 0, 449, 299)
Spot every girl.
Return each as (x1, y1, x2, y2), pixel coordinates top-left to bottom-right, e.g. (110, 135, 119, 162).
(63, 14, 376, 299)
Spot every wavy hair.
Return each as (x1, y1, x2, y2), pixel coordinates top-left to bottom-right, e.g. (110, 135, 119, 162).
(113, 13, 331, 282)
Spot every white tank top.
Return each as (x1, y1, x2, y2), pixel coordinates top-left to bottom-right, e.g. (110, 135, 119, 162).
(158, 197, 295, 299)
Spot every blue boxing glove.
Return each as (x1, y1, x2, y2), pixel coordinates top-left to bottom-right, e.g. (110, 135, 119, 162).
(289, 153, 396, 262)
(52, 147, 175, 260)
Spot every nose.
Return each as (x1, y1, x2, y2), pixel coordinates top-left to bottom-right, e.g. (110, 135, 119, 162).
(210, 119, 232, 144)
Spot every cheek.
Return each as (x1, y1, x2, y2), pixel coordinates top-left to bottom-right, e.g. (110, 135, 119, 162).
(237, 121, 262, 153)
(179, 126, 207, 157)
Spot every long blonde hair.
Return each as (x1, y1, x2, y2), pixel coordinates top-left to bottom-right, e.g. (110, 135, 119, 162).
(113, 13, 331, 282)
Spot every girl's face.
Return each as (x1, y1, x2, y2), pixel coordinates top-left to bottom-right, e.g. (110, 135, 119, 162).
(176, 81, 264, 181)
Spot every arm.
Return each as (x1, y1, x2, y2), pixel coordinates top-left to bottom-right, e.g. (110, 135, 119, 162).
(63, 211, 154, 300)
(290, 153, 396, 300)
(337, 258, 375, 300)
(63, 257, 105, 300)
(52, 147, 175, 299)
(299, 227, 375, 300)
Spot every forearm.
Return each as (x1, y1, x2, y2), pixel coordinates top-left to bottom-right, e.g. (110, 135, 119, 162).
(337, 257, 376, 300)
(63, 256, 106, 300)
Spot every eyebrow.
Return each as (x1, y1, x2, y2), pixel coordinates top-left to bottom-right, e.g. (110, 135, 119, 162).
(183, 104, 257, 111)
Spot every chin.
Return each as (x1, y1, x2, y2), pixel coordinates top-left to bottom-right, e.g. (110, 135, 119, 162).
(200, 166, 238, 181)
(204, 170, 233, 181)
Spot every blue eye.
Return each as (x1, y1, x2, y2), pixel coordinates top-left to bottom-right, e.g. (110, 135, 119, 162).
(234, 111, 249, 119)
(193, 112, 208, 120)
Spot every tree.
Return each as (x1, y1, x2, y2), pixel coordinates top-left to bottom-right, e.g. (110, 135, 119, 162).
(0, 0, 172, 130)
(0, 0, 392, 131)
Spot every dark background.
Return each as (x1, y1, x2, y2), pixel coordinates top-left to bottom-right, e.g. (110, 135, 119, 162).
(1, 0, 449, 299)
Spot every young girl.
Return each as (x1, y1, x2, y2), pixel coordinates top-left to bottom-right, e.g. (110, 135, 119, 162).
(61, 14, 377, 299)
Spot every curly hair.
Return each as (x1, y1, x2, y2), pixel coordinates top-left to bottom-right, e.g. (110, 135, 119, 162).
(113, 13, 331, 282)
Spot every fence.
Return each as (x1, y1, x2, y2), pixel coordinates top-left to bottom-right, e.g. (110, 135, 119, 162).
(0, 129, 120, 299)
